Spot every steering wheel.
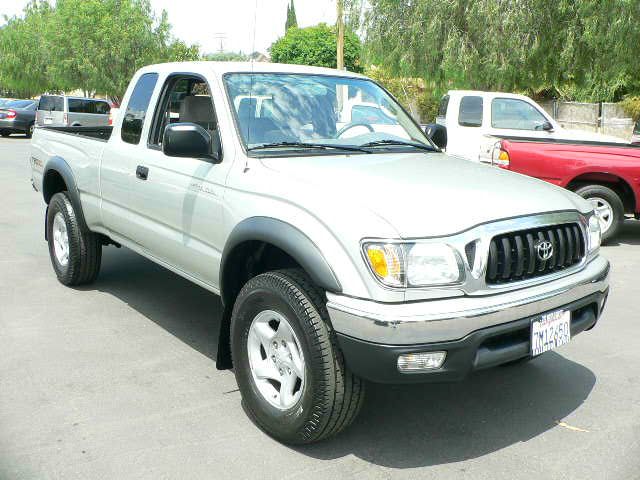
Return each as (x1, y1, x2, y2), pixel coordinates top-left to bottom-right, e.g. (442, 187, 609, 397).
(336, 122, 375, 138)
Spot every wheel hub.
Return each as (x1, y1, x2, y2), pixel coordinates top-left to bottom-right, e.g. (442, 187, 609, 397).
(247, 310, 305, 410)
(52, 212, 70, 266)
(589, 196, 614, 233)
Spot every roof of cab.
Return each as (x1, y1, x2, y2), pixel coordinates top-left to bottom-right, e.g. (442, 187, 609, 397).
(137, 61, 368, 78)
(446, 89, 531, 100)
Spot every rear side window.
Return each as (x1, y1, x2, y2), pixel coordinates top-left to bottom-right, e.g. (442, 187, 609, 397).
(94, 101, 111, 115)
(121, 73, 158, 145)
(438, 95, 450, 117)
(458, 96, 483, 127)
(39, 95, 64, 112)
(68, 99, 94, 113)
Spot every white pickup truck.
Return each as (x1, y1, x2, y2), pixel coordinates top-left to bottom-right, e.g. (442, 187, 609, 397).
(30, 62, 609, 444)
(434, 90, 627, 162)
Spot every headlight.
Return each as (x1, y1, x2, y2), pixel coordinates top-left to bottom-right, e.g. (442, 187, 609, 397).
(587, 214, 601, 254)
(363, 242, 463, 288)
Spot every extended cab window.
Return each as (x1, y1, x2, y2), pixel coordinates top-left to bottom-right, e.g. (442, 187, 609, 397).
(458, 96, 483, 127)
(148, 75, 218, 147)
(491, 98, 548, 130)
(121, 73, 158, 145)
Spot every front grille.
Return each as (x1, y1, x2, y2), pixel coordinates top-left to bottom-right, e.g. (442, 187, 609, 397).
(486, 222, 585, 285)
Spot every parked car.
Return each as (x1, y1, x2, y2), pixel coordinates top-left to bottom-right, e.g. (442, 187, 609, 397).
(435, 90, 628, 162)
(30, 62, 609, 444)
(481, 137, 640, 242)
(0, 99, 38, 138)
(35, 95, 111, 128)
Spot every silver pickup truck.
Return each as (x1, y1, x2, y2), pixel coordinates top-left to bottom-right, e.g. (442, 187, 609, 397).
(30, 62, 610, 444)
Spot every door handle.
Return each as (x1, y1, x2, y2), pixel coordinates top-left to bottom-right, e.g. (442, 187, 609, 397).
(136, 165, 149, 180)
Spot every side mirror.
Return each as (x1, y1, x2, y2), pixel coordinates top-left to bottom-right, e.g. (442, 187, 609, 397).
(163, 123, 220, 162)
(425, 123, 447, 150)
(542, 121, 554, 131)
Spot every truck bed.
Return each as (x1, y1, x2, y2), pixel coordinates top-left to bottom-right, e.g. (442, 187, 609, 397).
(38, 125, 113, 141)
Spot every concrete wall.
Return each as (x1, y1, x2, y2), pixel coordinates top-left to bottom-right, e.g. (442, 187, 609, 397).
(545, 100, 634, 140)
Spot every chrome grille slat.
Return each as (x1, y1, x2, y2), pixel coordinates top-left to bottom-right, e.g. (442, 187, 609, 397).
(486, 222, 586, 285)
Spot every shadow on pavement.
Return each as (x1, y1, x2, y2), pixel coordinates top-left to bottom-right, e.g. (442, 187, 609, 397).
(605, 219, 640, 246)
(87, 246, 223, 361)
(88, 245, 596, 468)
(298, 353, 595, 467)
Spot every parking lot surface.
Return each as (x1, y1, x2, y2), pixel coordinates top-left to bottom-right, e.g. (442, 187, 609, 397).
(1, 135, 639, 479)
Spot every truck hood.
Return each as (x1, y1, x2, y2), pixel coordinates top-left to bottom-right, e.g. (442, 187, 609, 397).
(260, 152, 590, 238)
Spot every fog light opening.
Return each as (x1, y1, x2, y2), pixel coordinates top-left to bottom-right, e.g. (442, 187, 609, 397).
(397, 351, 446, 372)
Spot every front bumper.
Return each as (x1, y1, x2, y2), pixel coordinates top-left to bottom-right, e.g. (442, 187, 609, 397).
(328, 256, 609, 383)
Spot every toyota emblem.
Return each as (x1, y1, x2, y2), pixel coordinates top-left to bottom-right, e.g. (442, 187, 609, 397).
(535, 240, 554, 261)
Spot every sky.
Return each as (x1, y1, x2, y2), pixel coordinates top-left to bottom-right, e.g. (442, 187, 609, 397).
(0, 0, 339, 54)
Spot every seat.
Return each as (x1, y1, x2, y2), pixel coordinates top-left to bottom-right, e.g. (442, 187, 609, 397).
(179, 96, 216, 131)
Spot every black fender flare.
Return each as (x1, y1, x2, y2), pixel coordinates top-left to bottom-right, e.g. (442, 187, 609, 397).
(219, 217, 342, 306)
(216, 217, 342, 370)
(42, 156, 89, 236)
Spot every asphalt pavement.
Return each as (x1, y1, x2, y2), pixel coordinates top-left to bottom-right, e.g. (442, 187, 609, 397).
(1, 134, 639, 479)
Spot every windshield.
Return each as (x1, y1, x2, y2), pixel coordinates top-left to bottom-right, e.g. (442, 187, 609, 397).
(223, 73, 434, 154)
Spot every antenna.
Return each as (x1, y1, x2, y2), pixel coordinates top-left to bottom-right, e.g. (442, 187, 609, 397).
(244, 0, 258, 173)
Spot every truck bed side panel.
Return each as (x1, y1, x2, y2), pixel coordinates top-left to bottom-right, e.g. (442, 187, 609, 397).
(502, 140, 640, 212)
(30, 127, 107, 228)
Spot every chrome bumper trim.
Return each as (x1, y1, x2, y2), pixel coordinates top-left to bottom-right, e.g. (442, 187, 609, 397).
(327, 256, 609, 345)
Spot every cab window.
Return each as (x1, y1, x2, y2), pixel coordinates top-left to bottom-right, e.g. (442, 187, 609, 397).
(148, 74, 218, 148)
(491, 98, 548, 130)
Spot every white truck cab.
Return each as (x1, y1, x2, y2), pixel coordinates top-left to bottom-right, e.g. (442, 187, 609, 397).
(436, 90, 626, 162)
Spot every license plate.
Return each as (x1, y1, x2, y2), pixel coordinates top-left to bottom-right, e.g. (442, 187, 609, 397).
(531, 309, 571, 356)
(44, 118, 53, 125)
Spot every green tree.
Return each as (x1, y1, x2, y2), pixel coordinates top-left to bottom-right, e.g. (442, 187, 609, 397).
(47, 0, 199, 101)
(0, 0, 199, 101)
(363, 0, 640, 102)
(285, 0, 298, 31)
(0, 0, 57, 98)
(204, 51, 249, 62)
(270, 23, 362, 72)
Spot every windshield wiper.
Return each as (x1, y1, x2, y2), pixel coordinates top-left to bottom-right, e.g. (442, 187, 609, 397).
(360, 139, 436, 151)
(247, 141, 371, 153)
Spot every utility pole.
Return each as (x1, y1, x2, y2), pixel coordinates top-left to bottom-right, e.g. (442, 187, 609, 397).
(336, 0, 344, 70)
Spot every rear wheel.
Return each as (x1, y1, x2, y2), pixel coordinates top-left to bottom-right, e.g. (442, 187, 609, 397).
(231, 269, 364, 444)
(574, 184, 624, 243)
(47, 192, 102, 285)
(0, 130, 10, 137)
(26, 123, 34, 138)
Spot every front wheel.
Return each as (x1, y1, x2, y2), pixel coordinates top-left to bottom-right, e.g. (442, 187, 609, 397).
(47, 192, 102, 285)
(231, 269, 365, 444)
(574, 184, 624, 243)
(0, 130, 10, 137)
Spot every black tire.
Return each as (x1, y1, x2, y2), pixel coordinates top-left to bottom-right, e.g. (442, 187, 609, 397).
(231, 268, 365, 444)
(0, 130, 10, 137)
(574, 184, 624, 243)
(26, 123, 34, 139)
(46, 192, 102, 286)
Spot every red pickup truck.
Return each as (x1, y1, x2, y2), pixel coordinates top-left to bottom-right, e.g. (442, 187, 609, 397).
(490, 137, 640, 242)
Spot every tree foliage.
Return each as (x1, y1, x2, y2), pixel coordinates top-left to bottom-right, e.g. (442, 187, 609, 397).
(363, 0, 640, 102)
(204, 51, 249, 62)
(285, 0, 298, 31)
(0, 0, 199, 100)
(270, 24, 362, 72)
